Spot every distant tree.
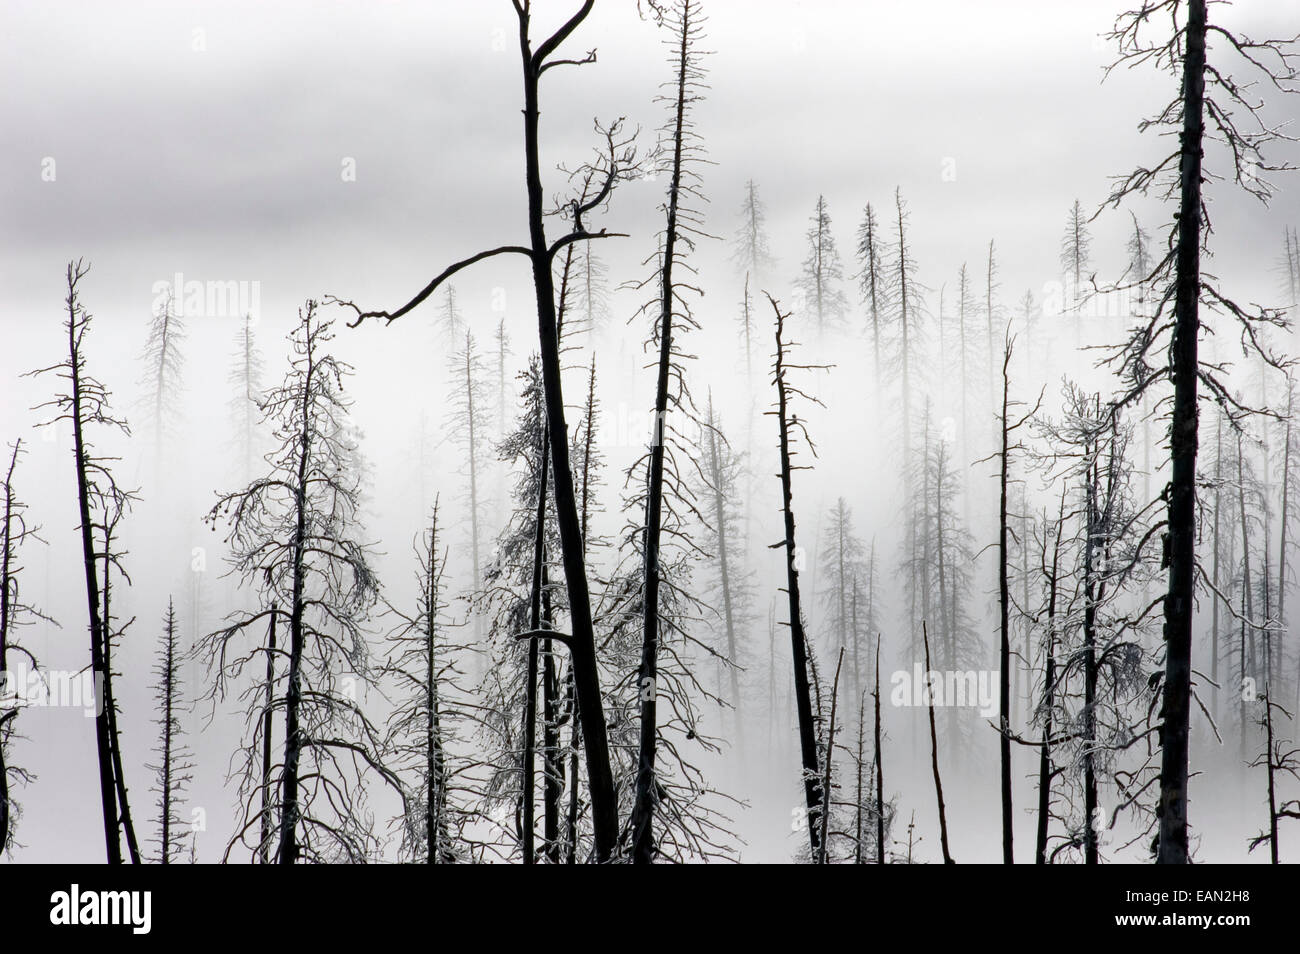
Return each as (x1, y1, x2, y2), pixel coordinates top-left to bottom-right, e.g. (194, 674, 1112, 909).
(147, 599, 194, 864)
(1060, 200, 1092, 305)
(855, 202, 888, 387)
(730, 178, 776, 284)
(572, 241, 611, 339)
(696, 394, 754, 740)
(138, 286, 186, 456)
(438, 285, 465, 347)
(796, 195, 850, 338)
(228, 313, 265, 484)
(886, 188, 927, 470)
(448, 329, 490, 642)
(818, 498, 868, 700)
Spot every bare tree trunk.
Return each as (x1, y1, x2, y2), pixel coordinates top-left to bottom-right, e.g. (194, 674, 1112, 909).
(873, 635, 885, 864)
(1036, 498, 1064, 865)
(522, 428, 550, 865)
(922, 620, 954, 863)
(631, 0, 694, 865)
(997, 343, 1013, 864)
(259, 607, 277, 864)
(516, 3, 618, 861)
(770, 297, 825, 857)
(1155, 0, 1206, 865)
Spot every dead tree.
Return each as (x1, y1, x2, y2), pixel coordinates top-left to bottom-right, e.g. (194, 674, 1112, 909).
(448, 329, 490, 642)
(984, 335, 1042, 863)
(138, 285, 186, 460)
(147, 599, 194, 864)
(698, 394, 753, 742)
(873, 635, 887, 864)
(30, 260, 141, 864)
(0, 440, 51, 855)
(886, 188, 927, 474)
(767, 292, 830, 857)
(796, 195, 850, 339)
(819, 498, 868, 702)
(1247, 694, 1300, 863)
(327, 1, 636, 859)
(1103, 0, 1297, 863)
(921, 620, 954, 863)
(383, 500, 480, 863)
(625, 0, 712, 864)
(855, 202, 888, 388)
(731, 178, 776, 284)
(1034, 493, 1067, 865)
(228, 313, 265, 484)
(202, 302, 398, 864)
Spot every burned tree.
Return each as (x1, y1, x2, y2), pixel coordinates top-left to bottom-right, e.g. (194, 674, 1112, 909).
(30, 260, 142, 865)
(626, 0, 713, 863)
(147, 599, 194, 864)
(796, 195, 850, 339)
(1103, 0, 1297, 863)
(767, 292, 830, 857)
(384, 501, 479, 863)
(0, 441, 51, 855)
(202, 302, 397, 864)
(328, 1, 637, 859)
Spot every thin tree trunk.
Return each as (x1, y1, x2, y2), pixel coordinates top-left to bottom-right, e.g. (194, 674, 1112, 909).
(516, 3, 618, 861)
(922, 620, 953, 863)
(259, 607, 277, 864)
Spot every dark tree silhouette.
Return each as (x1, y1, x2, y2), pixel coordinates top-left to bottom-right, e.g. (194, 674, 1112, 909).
(1103, 0, 1297, 863)
(30, 261, 142, 865)
(0, 440, 51, 855)
(147, 599, 194, 864)
(766, 292, 830, 857)
(327, 1, 638, 859)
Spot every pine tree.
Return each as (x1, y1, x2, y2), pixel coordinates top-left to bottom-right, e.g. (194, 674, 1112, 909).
(796, 195, 850, 340)
(147, 599, 194, 864)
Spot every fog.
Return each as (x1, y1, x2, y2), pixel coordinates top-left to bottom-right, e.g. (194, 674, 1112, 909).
(2, 0, 1299, 864)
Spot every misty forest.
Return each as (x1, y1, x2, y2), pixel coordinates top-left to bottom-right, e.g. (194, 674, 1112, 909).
(4, 0, 1300, 865)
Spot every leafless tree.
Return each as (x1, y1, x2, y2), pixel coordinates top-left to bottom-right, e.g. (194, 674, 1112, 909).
(30, 261, 142, 864)
(202, 302, 397, 863)
(1101, 0, 1297, 863)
